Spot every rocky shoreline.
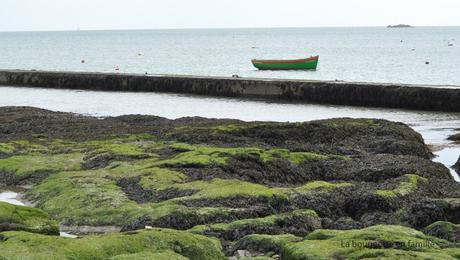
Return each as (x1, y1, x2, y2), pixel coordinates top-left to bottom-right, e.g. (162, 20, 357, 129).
(0, 107, 459, 259)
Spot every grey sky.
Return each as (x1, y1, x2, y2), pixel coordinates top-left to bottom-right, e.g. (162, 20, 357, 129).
(1, 0, 460, 31)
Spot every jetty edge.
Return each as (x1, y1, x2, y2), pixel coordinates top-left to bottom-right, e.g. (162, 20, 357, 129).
(1, 69, 460, 112)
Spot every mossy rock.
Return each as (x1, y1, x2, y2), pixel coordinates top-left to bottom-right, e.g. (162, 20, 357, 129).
(0, 202, 59, 235)
(282, 225, 457, 260)
(0, 229, 225, 260)
(27, 170, 147, 226)
(423, 221, 460, 243)
(157, 143, 346, 167)
(109, 251, 188, 260)
(375, 174, 427, 198)
(0, 152, 83, 182)
(0, 144, 15, 156)
(233, 234, 302, 257)
(189, 209, 321, 240)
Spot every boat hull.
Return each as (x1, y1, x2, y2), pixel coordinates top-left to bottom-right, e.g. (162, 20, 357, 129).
(252, 56, 319, 70)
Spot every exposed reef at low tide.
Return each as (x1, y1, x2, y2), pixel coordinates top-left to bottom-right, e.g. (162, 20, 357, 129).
(0, 107, 459, 259)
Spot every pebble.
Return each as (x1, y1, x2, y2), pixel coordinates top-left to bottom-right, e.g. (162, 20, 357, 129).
(236, 250, 251, 258)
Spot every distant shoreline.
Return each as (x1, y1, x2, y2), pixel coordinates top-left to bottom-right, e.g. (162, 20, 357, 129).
(2, 25, 460, 33)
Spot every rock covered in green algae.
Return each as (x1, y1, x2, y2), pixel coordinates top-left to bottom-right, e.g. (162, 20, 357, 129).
(0, 202, 59, 235)
(188, 209, 321, 241)
(423, 221, 460, 243)
(0, 228, 225, 260)
(0, 107, 459, 259)
(234, 225, 460, 260)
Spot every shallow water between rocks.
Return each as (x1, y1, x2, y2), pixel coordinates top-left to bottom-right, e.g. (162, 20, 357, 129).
(0, 191, 24, 206)
(0, 190, 78, 238)
(0, 85, 459, 182)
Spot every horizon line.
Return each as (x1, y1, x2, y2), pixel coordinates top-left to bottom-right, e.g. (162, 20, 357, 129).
(1, 25, 460, 33)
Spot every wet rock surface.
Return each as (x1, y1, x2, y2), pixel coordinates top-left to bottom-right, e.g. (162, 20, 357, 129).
(455, 155, 460, 174)
(448, 132, 460, 142)
(0, 106, 459, 259)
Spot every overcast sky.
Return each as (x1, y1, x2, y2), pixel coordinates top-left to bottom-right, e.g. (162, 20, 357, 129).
(1, 0, 460, 32)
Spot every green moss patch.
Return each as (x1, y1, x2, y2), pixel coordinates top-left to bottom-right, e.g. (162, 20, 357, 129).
(0, 229, 225, 260)
(156, 143, 347, 168)
(109, 251, 188, 260)
(376, 174, 427, 198)
(283, 225, 456, 260)
(423, 221, 460, 243)
(171, 178, 285, 201)
(27, 170, 148, 226)
(189, 209, 320, 239)
(138, 168, 187, 190)
(321, 119, 381, 129)
(212, 124, 248, 134)
(289, 181, 353, 194)
(0, 152, 83, 179)
(0, 144, 15, 155)
(0, 202, 59, 235)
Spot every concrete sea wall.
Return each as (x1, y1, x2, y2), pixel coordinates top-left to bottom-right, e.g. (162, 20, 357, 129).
(0, 70, 460, 112)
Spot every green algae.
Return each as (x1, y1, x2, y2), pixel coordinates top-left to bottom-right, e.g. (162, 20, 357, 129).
(109, 251, 188, 260)
(376, 174, 428, 198)
(0, 153, 83, 179)
(170, 179, 351, 203)
(171, 178, 286, 201)
(8, 140, 49, 154)
(27, 170, 145, 226)
(158, 143, 347, 167)
(0, 229, 225, 260)
(237, 233, 303, 249)
(26, 163, 352, 227)
(0, 135, 351, 229)
(188, 209, 319, 235)
(289, 181, 353, 194)
(212, 124, 248, 134)
(83, 135, 156, 157)
(0, 144, 15, 155)
(282, 225, 456, 260)
(138, 168, 187, 190)
(423, 221, 460, 243)
(322, 118, 381, 129)
(0, 202, 59, 235)
(235, 226, 459, 260)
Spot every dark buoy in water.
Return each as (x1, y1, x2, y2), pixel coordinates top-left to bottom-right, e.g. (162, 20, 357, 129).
(145, 72, 148, 75)
(115, 65, 120, 71)
(425, 61, 430, 65)
(81, 59, 85, 63)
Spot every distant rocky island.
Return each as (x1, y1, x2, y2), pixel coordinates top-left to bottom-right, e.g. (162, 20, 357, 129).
(387, 24, 412, 28)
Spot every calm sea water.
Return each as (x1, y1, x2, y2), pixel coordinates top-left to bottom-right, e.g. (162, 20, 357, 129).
(0, 27, 459, 85)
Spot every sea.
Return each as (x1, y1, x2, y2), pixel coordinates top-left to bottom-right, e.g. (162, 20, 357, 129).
(0, 27, 459, 85)
(0, 27, 459, 181)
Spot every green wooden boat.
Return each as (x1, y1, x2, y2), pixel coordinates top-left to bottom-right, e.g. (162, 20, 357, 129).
(252, 56, 319, 70)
